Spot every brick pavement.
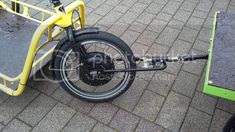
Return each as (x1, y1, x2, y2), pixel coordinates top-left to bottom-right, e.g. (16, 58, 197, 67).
(0, 0, 235, 131)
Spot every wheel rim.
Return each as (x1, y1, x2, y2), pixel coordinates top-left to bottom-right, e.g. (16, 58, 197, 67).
(59, 40, 132, 100)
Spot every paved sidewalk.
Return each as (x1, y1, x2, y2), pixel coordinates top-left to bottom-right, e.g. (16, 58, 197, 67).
(0, 0, 235, 131)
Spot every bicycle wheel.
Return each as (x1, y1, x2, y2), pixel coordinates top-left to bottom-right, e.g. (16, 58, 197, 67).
(53, 31, 136, 102)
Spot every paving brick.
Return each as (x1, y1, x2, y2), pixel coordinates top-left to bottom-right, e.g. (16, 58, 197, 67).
(138, 0, 153, 4)
(198, 28, 211, 43)
(2, 119, 31, 132)
(210, 109, 233, 132)
(133, 90, 165, 121)
(147, 19, 168, 33)
(146, 43, 169, 56)
(136, 119, 164, 132)
(112, 79, 148, 111)
(168, 19, 184, 30)
(136, 30, 158, 46)
(196, 70, 206, 92)
(93, 4, 114, 16)
(228, 5, 235, 14)
(0, 92, 9, 104)
(51, 87, 73, 104)
(98, 11, 123, 27)
(119, 11, 139, 24)
(148, 71, 176, 96)
(154, 0, 168, 5)
(193, 40, 210, 53)
(168, 39, 192, 55)
(192, 10, 208, 19)
(156, 12, 172, 22)
(113, 4, 129, 13)
(186, 16, 205, 30)
(173, 10, 191, 23)
(18, 94, 57, 126)
(86, 13, 103, 26)
(130, 2, 148, 14)
(213, 0, 230, 10)
(191, 92, 217, 115)
(180, 1, 197, 12)
(156, 27, 180, 47)
(68, 98, 94, 114)
(86, 0, 106, 9)
(179, 27, 199, 43)
(62, 112, 96, 132)
(165, 62, 183, 75)
(32, 103, 76, 132)
(129, 21, 147, 33)
(182, 50, 206, 75)
(136, 12, 155, 25)
(156, 91, 191, 131)
(136, 71, 156, 81)
(217, 98, 235, 114)
(121, 0, 138, 7)
(108, 21, 129, 37)
(203, 17, 213, 29)
(196, 0, 213, 12)
(120, 30, 140, 46)
(162, 1, 181, 15)
(92, 123, 118, 132)
(180, 108, 212, 132)
(145, 2, 164, 15)
(28, 80, 59, 96)
(105, 0, 121, 6)
(0, 88, 39, 125)
(89, 103, 118, 124)
(110, 109, 139, 132)
(172, 71, 199, 97)
(131, 42, 149, 56)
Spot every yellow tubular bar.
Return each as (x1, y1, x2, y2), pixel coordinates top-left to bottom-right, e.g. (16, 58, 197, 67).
(0, 0, 86, 96)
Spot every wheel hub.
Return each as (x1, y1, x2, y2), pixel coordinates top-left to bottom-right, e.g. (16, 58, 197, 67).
(79, 52, 115, 86)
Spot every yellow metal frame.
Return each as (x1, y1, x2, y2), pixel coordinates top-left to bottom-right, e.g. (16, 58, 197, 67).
(0, 0, 86, 96)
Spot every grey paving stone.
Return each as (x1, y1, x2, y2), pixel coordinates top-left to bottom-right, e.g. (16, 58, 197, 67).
(0, 88, 39, 125)
(196, 70, 206, 92)
(121, 0, 138, 7)
(98, 11, 123, 27)
(138, 0, 153, 4)
(51, 87, 73, 104)
(198, 28, 211, 43)
(156, 27, 180, 47)
(182, 50, 207, 75)
(86, 13, 103, 26)
(180, 108, 212, 132)
(168, 39, 192, 55)
(136, 30, 159, 46)
(129, 21, 147, 33)
(146, 43, 169, 56)
(130, 2, 148, 14)
(162, 1, 181, 15)
(172, 71, 199, 97)
(93, 4, 114, 16)
(186, 16, 205, 30)
(32, 103, 76, 132)
(173, 10, 191, 23)
(68, 98, 94, 114)
(136, 119, 164, 132)
(120, 30, 140, 46)
(213, 0, 230, 10)
(147, 19, 168, 33)
(180, 1, 197, 12)
(156, 91, 191, 131)
(192, 10, 208, 19)
(108, 21, 129, 37)
(131, 42, 149, 56)
(203, 17, 213, 29)
(179, 27, 199, 43)
(191, 92, 217, 115)
(0, 92, 9, 104)
(136, 71, 156, 81)
(89, 103, 118, 124)
(136, 12, 155, 25)
(0, 123, 3, 131)
(164, 62, 183, 75)
(217, 98, 235, 114)
(92, 123, 118, 132)
(119, 11, 139, 24)
(86, 0, 106, 9)
(168, 19, 185, 30)
(2, 119, 31, 132)
(156, 12, 172, 22)
(18, 94, 57, 126)
(105, 0, 121, 6)
(114, 4, 129, 13)
(110, 109, 139, 132)
(145, 2, 164, 15)
(28, 80, 59, 96)
(133, 90, 165, 121)
(153, 0, 168, 5)
(147, 71, 176, 96)
(62, 112, 96, 132)
(112, 79, 148, 111)
(193, 40, 210, 53)
(196, 0, 213, 12)
(228, 5, 235, 14)
(210, 109, 233, 132)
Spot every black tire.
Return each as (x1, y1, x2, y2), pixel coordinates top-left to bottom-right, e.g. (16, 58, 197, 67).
(53, 31, 136, 102)
(223, 114, 235, 132)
